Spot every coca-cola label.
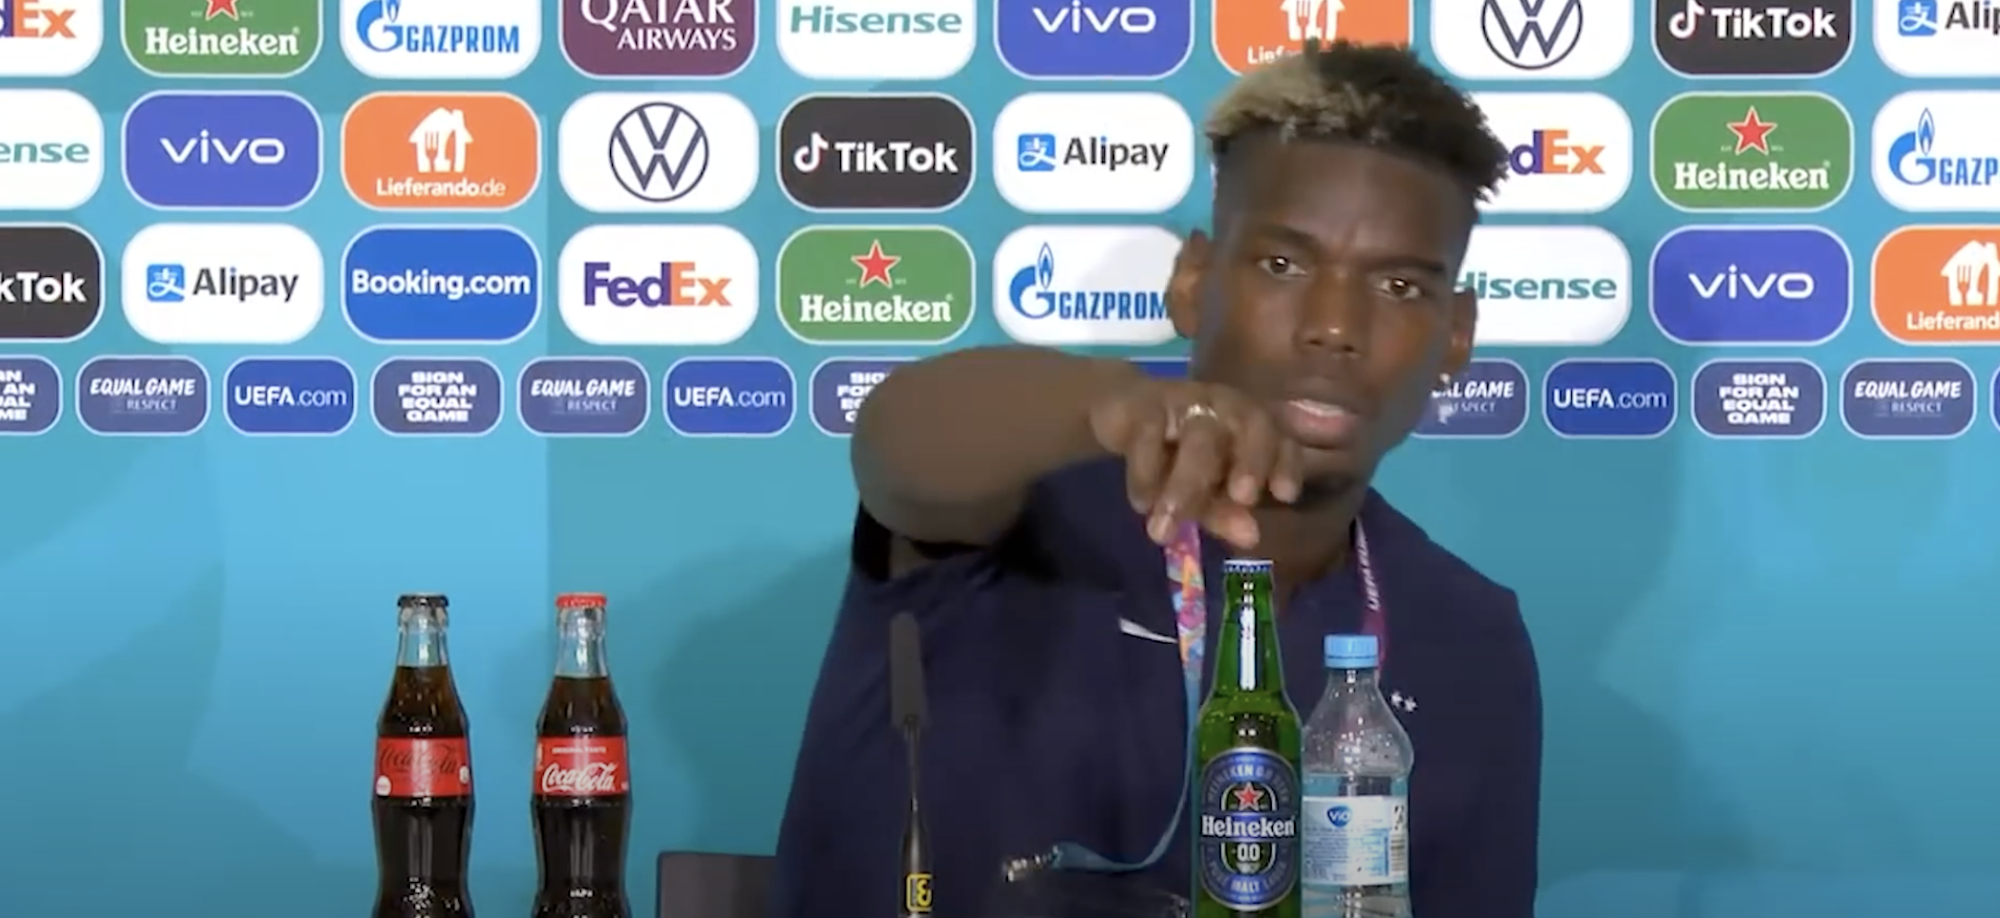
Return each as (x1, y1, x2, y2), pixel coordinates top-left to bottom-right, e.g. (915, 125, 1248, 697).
(535, 736, 630, 797)
(375, 737, 473, 798)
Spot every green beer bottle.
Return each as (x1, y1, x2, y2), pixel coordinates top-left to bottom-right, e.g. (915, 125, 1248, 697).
(1193, 559, 1303, 918)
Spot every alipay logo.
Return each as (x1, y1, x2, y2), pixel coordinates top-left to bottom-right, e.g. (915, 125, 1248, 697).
(122, 223, 323, 345)
(777, 0, 975, 79)
(341, 0, 539, 79)
(992, 225, 1180, 346)
(123, 91, 320, 210)
(1433, 0, 1630, 79)
(993, 93, 1194, 214)
(0, 89, 103, 210)
(1872, 92, 2000, 211)
(557, 224, 759, 346)
(1649, 226, 1850, 345)
(1472, 92, 1633, 214)
(1458, 225, 1630, 346)
(559, 92, 758, 214)
(1878, 0, 2000, 76)
(995, 0, 1194, 79)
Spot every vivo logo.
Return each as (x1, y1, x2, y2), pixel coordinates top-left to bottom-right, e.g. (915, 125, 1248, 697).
(160, 131, 286, 166)
(1689, 267, 1814, 300)
(1032, 1, 1156, 33)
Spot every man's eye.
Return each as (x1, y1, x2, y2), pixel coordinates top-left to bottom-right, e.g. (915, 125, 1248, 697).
(1257, 256, 1304, 277)
(1379, 277, 1424, 300)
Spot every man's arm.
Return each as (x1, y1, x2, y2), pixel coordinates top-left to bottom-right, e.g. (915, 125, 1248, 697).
(1426, 591, 1543, 918)
(853, 346, 1142, 549)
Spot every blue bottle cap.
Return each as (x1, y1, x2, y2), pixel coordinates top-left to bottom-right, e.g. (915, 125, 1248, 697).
(1324, 634, 1378, 669)
(1222, 559, 1273, 573)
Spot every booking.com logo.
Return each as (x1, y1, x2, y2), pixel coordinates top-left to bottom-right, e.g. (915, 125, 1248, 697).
(342, 225, 540, 343)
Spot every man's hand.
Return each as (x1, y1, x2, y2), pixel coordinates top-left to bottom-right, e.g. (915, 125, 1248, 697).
(1088, 379, 1303, 549)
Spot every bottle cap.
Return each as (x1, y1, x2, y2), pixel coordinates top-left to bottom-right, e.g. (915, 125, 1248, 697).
(1221, 559, 1273, 574)
(396, 593, 448, 608)
(1324, 633, 1378, 669)
(556, 592, 607, 610)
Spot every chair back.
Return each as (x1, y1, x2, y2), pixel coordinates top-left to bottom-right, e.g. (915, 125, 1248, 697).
(657, 850, 774, 918)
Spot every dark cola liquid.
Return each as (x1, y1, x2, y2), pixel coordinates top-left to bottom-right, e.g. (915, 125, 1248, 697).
(532, 675, 631, 918)
(375, 664, 475, 918)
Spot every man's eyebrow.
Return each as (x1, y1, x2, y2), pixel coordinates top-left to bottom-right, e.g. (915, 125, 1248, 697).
(1242, 223, 1453, 277)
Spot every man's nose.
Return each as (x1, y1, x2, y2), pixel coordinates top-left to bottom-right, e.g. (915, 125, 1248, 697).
(1293, 280, 1370, 357)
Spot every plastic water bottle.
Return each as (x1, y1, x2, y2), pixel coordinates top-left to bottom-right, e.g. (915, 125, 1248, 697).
(1300, 634, 1413, 918)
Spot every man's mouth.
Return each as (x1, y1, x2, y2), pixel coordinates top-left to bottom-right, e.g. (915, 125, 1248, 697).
(1278, 398, 1362, 448)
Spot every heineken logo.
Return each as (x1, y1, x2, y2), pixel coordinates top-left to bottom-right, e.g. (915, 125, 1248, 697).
(123, 0, 323, 77)
(1651, 92, 1853, 212)
(777, 226, 974, 345)
(1199, 814, 1298, 839)
(143, 24, 303, 56)
(1195, 748, 1299, 910)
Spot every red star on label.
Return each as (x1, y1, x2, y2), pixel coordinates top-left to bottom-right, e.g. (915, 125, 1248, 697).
(205, 0, 240, 19)
(1727, 108, 1776, 155)
(1231, 783, 1265, 809)
(851, 240, 900, 289)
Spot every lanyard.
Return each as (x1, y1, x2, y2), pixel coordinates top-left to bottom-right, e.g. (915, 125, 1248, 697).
(1032, 518, 1386, 877)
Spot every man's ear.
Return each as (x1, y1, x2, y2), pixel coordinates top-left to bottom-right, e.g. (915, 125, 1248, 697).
(1167, 230, 1211, 340)
(1443, 287, 1476, 376)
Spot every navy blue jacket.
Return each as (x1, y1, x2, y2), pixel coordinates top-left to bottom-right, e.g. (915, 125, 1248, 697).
(771, 458, 1542, 917)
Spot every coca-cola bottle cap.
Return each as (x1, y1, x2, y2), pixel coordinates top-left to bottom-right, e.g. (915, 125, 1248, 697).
(397, 593, 449, 609)
(556, 592, 607, 610)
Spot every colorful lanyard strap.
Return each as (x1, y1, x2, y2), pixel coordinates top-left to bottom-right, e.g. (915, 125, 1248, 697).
(1036, 518, 1385, 876)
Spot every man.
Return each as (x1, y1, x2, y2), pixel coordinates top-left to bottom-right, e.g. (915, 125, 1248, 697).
(771, 40, 1541, 918)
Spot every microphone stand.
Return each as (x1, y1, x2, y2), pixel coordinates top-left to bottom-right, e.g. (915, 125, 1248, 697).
(899, 713, 932, 918)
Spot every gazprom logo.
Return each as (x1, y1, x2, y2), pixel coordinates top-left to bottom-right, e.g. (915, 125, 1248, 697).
(353, 0, 524, 54)
(991, 226, 1179, 347)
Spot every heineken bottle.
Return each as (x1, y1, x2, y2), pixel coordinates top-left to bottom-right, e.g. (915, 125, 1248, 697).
(1193, 559, 1303, 918)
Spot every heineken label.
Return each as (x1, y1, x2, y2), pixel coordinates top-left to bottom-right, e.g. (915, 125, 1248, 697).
(1196, 747, 1299, 910)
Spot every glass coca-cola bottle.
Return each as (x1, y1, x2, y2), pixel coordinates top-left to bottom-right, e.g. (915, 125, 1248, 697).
(531, 592, 631, 918)
(373, 593, 475, 918)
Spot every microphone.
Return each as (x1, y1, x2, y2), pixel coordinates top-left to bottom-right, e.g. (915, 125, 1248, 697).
(889, 612, 933, 917)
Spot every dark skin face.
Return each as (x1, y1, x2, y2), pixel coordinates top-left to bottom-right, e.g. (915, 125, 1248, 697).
(1164, 136, 1477, 581)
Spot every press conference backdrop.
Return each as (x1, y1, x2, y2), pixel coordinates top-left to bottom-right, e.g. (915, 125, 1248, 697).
(1, 0, 1995, 915)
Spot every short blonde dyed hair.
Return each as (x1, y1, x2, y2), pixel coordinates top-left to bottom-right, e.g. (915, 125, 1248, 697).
(1205, 40, 1508, 201)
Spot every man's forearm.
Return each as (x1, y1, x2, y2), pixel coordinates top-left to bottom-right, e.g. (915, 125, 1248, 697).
(852, 346, 1143, 545)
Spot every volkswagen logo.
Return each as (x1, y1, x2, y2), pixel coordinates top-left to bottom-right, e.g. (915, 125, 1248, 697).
(608, 102, 711, 203)
(1480, 0, 1583, 70)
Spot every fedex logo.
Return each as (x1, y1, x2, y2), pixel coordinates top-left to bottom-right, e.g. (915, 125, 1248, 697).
(1508, 129, 1603, 175)
(0, 0, 77, 37)
(581, 261, 733, 307)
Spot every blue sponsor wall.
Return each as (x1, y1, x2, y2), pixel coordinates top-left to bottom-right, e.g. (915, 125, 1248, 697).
(2, 1, 1998, 917)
